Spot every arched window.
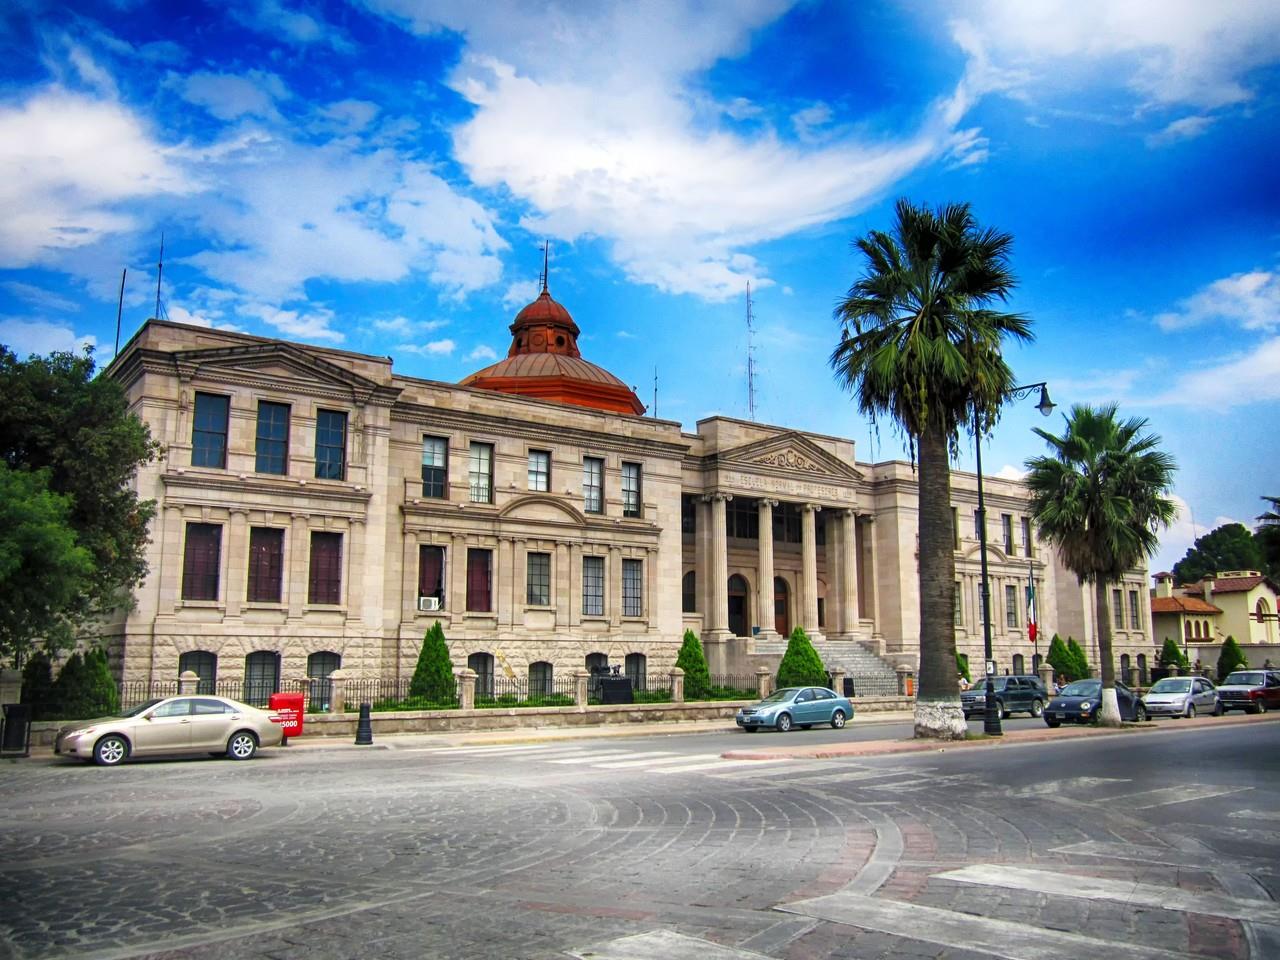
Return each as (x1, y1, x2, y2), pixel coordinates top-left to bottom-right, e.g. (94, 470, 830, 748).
(1031, 653, 1042, 674)
(1119, 653, 1130, 681)
(1184, 621, 1193, 640)
(1012, 653, 1025, 675)
(774, 576, 790, 637)
(529, 661, 553, 699)
(585, 652, 609, 700)
(178, 651, 217, 694)
(1193, 621, 1201, 639)
(468, 652, 494, 700)
(244, 651, 280, 706)
(727, 574, 749, 637)
(625, 653, 646, 692)
(1137, 653, 1148, 685)
(682, 571, 696, 613)
(307, 651, 341, 711)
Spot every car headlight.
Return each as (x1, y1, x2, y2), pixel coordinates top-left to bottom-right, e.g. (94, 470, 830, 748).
(68, 727, 94, 739)
(1080, 701, 1091, 711)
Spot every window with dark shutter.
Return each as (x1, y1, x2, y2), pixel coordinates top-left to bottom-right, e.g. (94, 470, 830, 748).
(466, 549, 492, 612)
(246, 527, 285, 602)
(308, 531, 342, 604)
(181, 523, 222, 601)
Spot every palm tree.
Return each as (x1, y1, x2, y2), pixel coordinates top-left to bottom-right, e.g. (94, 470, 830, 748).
(831, 198, 1032, 739)
(1023, 404, 1176, 724)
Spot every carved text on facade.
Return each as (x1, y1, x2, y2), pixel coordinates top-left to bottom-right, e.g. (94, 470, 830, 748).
(722, 470, 847, 502)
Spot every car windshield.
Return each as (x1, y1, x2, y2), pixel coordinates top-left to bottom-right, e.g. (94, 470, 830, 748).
(1150, 678, 1191, 693)
(1224, 672, 1264, 686)
(759, 689, 797, 704)
(119, 699, 164, 718)
(1059, 680, 1100, 697)
(971, 678, 1007, 690)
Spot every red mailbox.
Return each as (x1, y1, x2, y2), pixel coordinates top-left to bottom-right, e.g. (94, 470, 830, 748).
(268, 692, 305, 741)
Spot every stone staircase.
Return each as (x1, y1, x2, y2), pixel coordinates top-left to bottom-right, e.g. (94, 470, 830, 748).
(750, 635, 902, 697)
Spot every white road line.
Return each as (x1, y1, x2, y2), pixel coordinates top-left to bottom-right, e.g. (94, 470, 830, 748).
(779, 891, 1200, 960)
(708, 761, 852, 780)
(548, 750, 647, 765)
(936, 864, 1280, 924)
(1229, 808, 1280, 821)
(410, 744, 576, 755)
(589, 752, 686, 768)
(1013, 776, 1130, 797)
(1052, 839, 1279, 873)
(570, 929, 773, 960)
(651, 756, 792, 774)
(1113, 784, 1251, 809)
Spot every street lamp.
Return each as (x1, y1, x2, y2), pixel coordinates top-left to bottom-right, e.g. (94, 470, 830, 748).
(976, 382, 1055, 736)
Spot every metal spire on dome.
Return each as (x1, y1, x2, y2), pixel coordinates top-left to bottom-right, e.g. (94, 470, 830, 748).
(539, 240, 550, 293)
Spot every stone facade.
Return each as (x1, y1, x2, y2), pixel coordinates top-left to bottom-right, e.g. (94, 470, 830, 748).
(101, 306, 1152, 693)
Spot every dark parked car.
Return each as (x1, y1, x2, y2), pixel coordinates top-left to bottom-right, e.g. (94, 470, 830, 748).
(961, 675, 1049, 719)
(1044, 679, 1146, 726)
(1217, 670, 1280, 714)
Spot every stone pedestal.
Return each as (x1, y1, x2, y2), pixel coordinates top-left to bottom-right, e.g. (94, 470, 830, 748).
(328, 669, 349, 714)
(458, 668, 477, 710)
(1038, 663, 1055, 692)
(896, 665, 915, 697)
(669, 667, 684, 703)
(829, 667, 846, 697)
(177, 670, 201, 695)
(755, 665, 772, 699)
(0, 668, 21, 707)
(573, 668, 591, 707)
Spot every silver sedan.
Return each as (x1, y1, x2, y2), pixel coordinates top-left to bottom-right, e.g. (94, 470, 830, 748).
(1141, 676, 1221, 719)
(55, 696, 285, 765)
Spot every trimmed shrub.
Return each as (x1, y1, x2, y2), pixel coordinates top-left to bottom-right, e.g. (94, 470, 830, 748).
(1217, 635, 1248, 681)
(1158, 637, 1189, 671)
(52, 652, 90, 719)
(83, 647, 119, 717)
(956, 652, 971, 684)
(674, 629, 711, 701)
(408, 621, 456, 703)
(21, 650, 57, 721)
(1046, 634, 1073, 681)
(1066, 636, 1091, 680)
(776, 627, 827, 688)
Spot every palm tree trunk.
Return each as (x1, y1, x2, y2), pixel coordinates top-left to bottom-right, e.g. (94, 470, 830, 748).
(1094, 578, 1121, 724)
(913, 427, 966, 739)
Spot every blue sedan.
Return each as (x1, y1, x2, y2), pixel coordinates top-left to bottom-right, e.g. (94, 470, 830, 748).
(735, 686, 853, 733)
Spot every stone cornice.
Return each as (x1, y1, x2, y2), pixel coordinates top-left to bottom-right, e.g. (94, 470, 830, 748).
(161, 470, 373, 508)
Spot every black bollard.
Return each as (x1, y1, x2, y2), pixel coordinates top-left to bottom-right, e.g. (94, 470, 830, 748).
(354, 702, 374, 745)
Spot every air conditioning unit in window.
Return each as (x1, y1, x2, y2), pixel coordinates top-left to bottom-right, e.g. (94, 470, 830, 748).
(417, 596, 441, 612)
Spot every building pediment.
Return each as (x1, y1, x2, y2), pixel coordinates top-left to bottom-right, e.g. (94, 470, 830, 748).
(498, 495, 587, 526)
(167, 342, 398, 404)
(713, 432, 863, 482)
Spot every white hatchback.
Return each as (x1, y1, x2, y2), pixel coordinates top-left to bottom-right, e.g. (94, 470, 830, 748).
(1141, 676, 1221, 719)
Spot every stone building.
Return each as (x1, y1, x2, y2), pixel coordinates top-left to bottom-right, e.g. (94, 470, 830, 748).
(102, 286, 1152, 698)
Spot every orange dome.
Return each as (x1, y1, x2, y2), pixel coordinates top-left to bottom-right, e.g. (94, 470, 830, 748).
(459, 287, 644, 415)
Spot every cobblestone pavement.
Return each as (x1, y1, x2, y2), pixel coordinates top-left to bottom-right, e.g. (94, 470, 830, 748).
(2, 721, 1277, 960)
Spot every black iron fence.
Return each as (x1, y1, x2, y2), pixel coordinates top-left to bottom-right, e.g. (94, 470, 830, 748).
(340, 677, 461, 712)
(476, 673, 577, 708)
(706, 674, 758, 699)
(829, 673, 901, 698)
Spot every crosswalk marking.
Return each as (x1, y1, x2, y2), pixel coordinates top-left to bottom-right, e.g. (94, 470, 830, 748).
(1112, 784, 1251, 809)
(708, 760, 853, 780)
(571, 929, 773, 960)
(1229, 808, 1280, 821)
(779, 890, 1195, 960)
(1013, 776, 1129, 797)
(1052, 838, 1279, 874)
(589, 752, 687, 768)
(652, 756, 792, 774)
(548, 750, 651, 765)
(936, 864, 1280, 924)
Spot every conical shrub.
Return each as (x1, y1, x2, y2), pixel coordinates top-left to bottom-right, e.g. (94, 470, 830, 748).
(1217, 635, 1248, 681)
(408, 621, 456, 704)
(1066, 636, 1091, 680)
(674, 629, 711, 700)
(83, 647, 120, 716)
(776, 627, 827, 688)
(21, 650, 57, 721)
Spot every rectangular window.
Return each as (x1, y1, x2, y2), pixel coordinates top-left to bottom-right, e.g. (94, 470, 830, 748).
(582, 555, 604, 616)
(308, 531, 342, 605)
(418, 545, 445, 603)
(1112, 588, 1124, 629)
(246, 527, 284, 603)
(1002, 514, 1015, 556)
(622, 462, 642, 518)
(622, 558, 643, 616)
(526, 551, 551, 605)
(583, 456, 604, 513)
(192, 393, 230, 468)
(466, 548, 492, 612)
(681, 494, 697, 534)
(952, 507, 960, 549)
(727, 498, 759, 539)
(1128, 589, 1140, 630)
(469, 442, 493, 503)
(773, 503, 802, 543)
(181, 523, 222, 601)
(954, 580, 963, 625)
(314, 409, 347, 480)
(528, 449, 550, 492)
(254, 401, 289, 474)
(1005, 584, 1019, 628)
(421, 436, 448, 498)
(973, 509, 983, 542)
(1021, 517, 1033, 557)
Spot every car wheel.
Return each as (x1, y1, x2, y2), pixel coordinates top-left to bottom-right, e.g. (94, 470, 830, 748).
(1213, 701, 1224, 716)
(1258, 701, 1269, 714)
(1031, 699, 1044, 718)
(831, 709, 847, 729)
(1135, 703, 1148, 722)
(226, 731, 258, 760)
(743, 726, 758, 733)
(94, 735, 128, 767)
(997, 701, 1009, 720)
(1045, 719, 1061, 728)
(775, 712, 793, 733)
(1186, 704, 1196, 718)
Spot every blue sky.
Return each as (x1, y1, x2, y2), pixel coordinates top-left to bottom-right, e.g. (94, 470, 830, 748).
(2, 0, 1278, 576)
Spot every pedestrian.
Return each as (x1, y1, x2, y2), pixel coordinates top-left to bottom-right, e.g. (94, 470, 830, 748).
(958, 673, 970, 691)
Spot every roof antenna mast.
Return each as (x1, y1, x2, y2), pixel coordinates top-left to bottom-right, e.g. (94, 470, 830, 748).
(540, 240, 550, 293)
(746, 282, 758, 421)
(652, 365, 658, 418)
(114, 267, 127, 356)
(154, 232, 165, 320)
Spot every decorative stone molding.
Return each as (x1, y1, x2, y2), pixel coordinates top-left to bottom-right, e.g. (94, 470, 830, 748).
(753, 449, 822, 473)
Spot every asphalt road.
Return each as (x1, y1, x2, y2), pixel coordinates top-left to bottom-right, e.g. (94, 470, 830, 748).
(2, 718, 1277, 960)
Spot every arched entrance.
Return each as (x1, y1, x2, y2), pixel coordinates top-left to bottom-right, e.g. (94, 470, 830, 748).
(468, 652, 494, 699)
(727, 575, 749, 637)
(774, 576, 790, 637)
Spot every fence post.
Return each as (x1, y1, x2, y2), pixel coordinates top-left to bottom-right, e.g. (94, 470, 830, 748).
(458, 668, 477, 710)
(755, 665, 772, 699)
(328, 669, 348, 714)
(1038, 662, 1055, 693)
(896, 665, 915, 697)
(669, 666, 684, 703)
(573, 668, 591, 707)
(829, 667, 846, 697)
(177, 670, 201, 695)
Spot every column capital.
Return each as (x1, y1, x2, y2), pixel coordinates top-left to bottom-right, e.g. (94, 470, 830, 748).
(801, 502, 822, 514)
(757, 498, 779, 510)
(702, 492, 733, 504)
(839, 507, 857, 518)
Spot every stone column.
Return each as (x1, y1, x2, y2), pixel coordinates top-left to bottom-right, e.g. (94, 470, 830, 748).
(755, 665, 772, 698)
(328, 668, 348, 714)
(839, 509, 860, 633)
(705, 493, 732, 639)
(861, 514, 882, 646)
(449, 533, 467, 628)
(1038, 662, 1055, 693)
(573, 668, 591, 707)
(0, 668, 21, 706)
(457, 667, 477, 710)
(225, 508, 248, 618)
(800, 503, 822, 637)
(496, 537, 515, 629)
(177, 670, 201, 695)
(346, 518, 365, 622)
(669, 666, 685, 703)
(607, 545, 623, 627)
(569, 542, 583, 626)
(756, 499, 778, 640)
(554, 541, 571, 627)
(161, 505, 184, 616)
(402, 528, 419, 621)
(287, 514, 309, 619)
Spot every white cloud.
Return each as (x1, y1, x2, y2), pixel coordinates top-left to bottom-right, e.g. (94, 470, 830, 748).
(959, 0, 1280, 109)
(502, 279, 540, 308)
(373, 315, 413, 333)
(1148, 336, 1280, 408)
(0, 88, 191, 267)
(320, 99, 379, 132)
(2, 282, 80, 313)
(616, 330, 636, 339)
(229, 0, 353, 51)
(1151, 494, 1242, 577)
(179, 70, 289, 121)
(0, 317, 97, 357)
(398, 339, 455, 356)
(242, 303, 344, 343)
(791, 102, 832, 141)
(1154, 269, 1279, 332)
(1145, 114, 1214, 147)
(467, 344, 498, 361)
(993, 464, 1027, 481)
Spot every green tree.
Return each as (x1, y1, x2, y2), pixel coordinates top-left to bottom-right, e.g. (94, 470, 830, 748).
(1217, 635, 1248, 681)
(956, 652, 971, 684)
(408, 622, 456, 704)
(1066, 636, 1091, 680)
(0, 464, 95, 665)
(0, 346, 160, 665)
(1024, 404, 1176, 723)
(83, 647, 120, 716)
(775, 627, 828, 688)
(674, 629, 711, 700)
(830, 199, 1032, 739)
(52, 652, 90, 719)
(1157, 637, 1189, 672)
(20, 649, 56, 721)
(1255, 496, 1280, 579)
(1172, 523, 1264, 584)
(1046, 634, 1074, 682)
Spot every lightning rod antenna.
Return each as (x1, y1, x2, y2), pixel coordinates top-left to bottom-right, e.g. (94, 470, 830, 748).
(114, 268, 127, 356)
(540, 240, 550, 293)
(746, 282, 758, 421)
(652, 366, 658, 418)
(155, 233, 165, 320)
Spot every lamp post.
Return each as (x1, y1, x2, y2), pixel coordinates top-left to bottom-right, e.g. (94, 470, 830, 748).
(976, 382, 1055, 736)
